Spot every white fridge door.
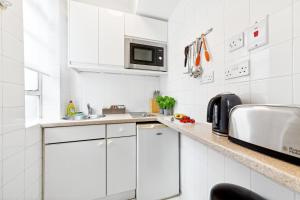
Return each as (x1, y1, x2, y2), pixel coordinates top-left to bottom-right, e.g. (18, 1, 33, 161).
(44, 139, 106, 200)
(137, 124, 180, 200)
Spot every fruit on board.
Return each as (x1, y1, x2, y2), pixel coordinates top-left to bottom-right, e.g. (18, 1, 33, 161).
(174, 113, 185, 119)
(178, 115, 195, 124)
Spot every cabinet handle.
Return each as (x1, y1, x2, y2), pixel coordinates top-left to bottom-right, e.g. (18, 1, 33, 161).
(156, 132, 163, 136)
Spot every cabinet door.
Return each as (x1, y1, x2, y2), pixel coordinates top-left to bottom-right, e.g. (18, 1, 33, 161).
(107, 136, 136, 195)
(69, 1, 98, 64)
(125, 14, 168, 42)
(44, 139, 106, 200)
(99, 9, 124, 66)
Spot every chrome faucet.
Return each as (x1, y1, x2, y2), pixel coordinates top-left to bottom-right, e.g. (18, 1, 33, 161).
(87, 103, 93, 116)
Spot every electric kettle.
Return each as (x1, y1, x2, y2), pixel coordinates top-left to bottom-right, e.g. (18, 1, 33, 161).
(207, 93, 242, 136)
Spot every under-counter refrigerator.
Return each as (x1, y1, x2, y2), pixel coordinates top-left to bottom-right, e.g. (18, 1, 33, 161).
(137, 123, 180, 200)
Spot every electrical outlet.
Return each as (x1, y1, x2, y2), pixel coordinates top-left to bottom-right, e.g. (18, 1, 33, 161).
(228, 33, 244, 52)
(201, 71, 214, 84)
(225, 60, 250, 80)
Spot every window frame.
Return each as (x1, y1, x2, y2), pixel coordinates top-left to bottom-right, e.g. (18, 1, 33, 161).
(24, 67, 43, 119)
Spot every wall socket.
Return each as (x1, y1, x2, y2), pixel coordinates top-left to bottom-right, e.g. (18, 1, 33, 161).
(201, 71, 214, 84)
(228, 33, 244, 52)
(225, 60, 250, 80)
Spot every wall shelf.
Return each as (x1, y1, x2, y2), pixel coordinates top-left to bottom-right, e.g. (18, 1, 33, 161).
(69, 64, 168, 77)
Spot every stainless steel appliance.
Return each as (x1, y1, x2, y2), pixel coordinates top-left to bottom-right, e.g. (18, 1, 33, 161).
(207, 93, 242, 136)
(125, 38, 167, 72)
(137, 123, 179, 200)
(229, 105, 300, 165)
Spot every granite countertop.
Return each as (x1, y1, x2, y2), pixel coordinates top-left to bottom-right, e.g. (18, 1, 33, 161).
(41, 114, 300, 192)
(40, 114, 158, 128)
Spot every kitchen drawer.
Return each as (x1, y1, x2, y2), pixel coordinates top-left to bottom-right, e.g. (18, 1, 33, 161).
(107, 123, 136, 138)
(44, 125, 105, 144)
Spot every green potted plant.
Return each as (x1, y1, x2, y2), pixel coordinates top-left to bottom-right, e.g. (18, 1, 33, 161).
(156, 96, 166, 114)
(164, 96, 176, 115)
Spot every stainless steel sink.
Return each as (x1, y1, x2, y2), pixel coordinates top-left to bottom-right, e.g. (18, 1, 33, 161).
(62, 114, 106, 120)
(128, 112, 156, 118)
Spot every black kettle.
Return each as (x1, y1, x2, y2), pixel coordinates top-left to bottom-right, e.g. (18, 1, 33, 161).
(207, 93, 242, 136)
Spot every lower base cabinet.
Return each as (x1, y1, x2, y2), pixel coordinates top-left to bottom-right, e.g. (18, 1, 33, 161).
(44, 124, 137, 200)
(44, 139, 106, 200)
(107, 136, 136, 195)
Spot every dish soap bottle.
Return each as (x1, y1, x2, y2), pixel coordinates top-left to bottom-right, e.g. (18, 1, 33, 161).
(66, 100, 76, 117)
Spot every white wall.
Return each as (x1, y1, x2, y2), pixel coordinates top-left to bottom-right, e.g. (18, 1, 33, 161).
(23, 0, 62, 120)
(180, 135, 300, 200)
(24, 125, 42, 200)
(0, 1, 41, 199)
(161, 0, 300, 123)
(69, 71, 160, 114)
(60, 0, 71, 117)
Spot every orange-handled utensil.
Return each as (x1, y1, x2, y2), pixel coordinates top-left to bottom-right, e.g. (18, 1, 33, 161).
(202, 35, 210, 62)
(195, 36, 203, 67)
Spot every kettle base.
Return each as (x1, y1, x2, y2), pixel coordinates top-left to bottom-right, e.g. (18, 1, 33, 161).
(213, 131, 228, 137)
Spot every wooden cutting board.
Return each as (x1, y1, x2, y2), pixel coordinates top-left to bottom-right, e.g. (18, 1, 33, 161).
(150, 98, 160, 113)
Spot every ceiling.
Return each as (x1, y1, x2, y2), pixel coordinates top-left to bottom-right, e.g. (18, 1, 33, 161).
(75, 0, 180, 20)
(75, 0, 138, 13)
(135, 0, 181, 20)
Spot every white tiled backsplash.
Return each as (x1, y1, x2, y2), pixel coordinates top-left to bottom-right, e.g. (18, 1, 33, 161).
(161, 0, 300, 123)
(0, 1, 42, 199)
(70, 71, 160, 114)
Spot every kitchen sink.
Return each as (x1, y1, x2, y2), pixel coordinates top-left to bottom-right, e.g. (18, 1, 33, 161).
(128, 112, 156, 118)
(62, 114, 106, 120)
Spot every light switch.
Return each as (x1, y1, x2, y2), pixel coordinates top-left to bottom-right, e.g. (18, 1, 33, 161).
(246, 16, 268, 50)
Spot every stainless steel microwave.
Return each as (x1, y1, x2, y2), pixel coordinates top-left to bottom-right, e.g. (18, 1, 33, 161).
(125, 38, 167, 72)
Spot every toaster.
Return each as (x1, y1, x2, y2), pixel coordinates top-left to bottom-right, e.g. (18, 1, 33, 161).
(229, 105, 300, 165)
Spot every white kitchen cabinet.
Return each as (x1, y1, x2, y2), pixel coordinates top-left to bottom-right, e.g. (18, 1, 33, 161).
(44, 125, 105, 144)
(69, 1, 124, 67)
(68, 0, 168, 72)
(107, 136, 136, 195)
(107, 123, 136, 138)
(69, 1, 99, 64)
(99, 9, 124, 66)
(44, 139, 106, 200)
(125, 14, 168, 42)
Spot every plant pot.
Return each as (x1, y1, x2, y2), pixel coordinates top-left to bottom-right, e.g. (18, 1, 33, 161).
(160, 109, 164, 114)
(169, 108, 174, 115)
(163, 109, 171, 116)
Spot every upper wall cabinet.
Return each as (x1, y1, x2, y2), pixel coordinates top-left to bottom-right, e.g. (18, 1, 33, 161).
(69, 1, 124, 67)
(125, 14, 168, 42)
(69, 1, 99, 64)
(99, 9, 124, 66)
(68, 0, 168, 75)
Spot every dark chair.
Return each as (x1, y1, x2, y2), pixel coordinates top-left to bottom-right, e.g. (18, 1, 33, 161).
(210, 183, 266, 200)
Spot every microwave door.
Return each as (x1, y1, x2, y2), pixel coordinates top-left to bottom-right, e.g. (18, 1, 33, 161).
(130, 44, 156, 66)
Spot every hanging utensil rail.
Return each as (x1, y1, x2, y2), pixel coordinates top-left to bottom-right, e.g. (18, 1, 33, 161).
(187, 27, 213, 47)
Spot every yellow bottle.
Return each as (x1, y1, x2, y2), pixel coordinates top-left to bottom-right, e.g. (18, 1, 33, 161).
(66, 100, 76, 117)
